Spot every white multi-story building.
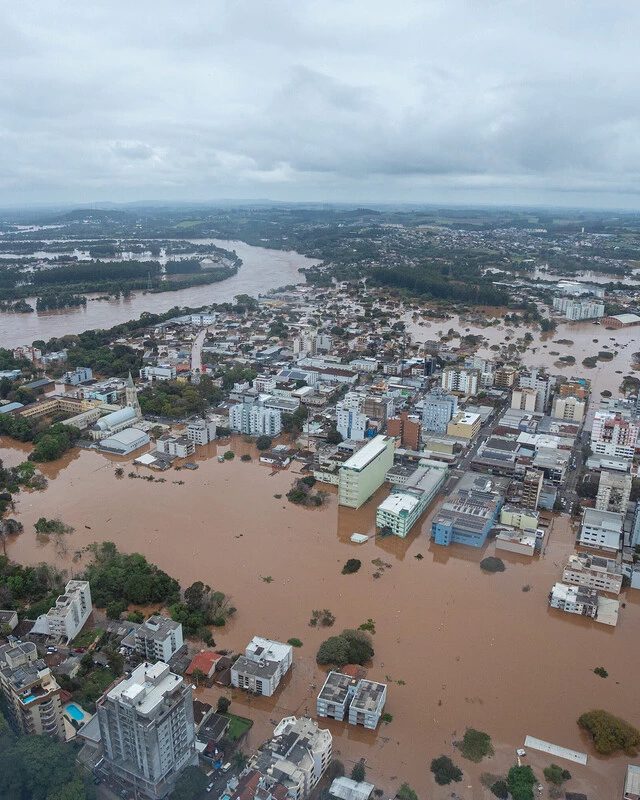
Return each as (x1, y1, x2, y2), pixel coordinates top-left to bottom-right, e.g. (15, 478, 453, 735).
(134, 616, 184, 662)
(517, 369, 555, 412)
(231, 637, 293, 697)
(30, 580, 92, 643)
(338, 435, 395, 509)
(549, 583, 598, 618)
(229, 400, 282, 437)
(156, 435, 195, 459)
(562, 553, 623, 595)
(336, 405, 368, 441)
(591, 411, 640, 459)
(0, 641, 64, 739)
(552, 296, 605, 321)
(441, 366, 480, 396)
(97, 661, 197, 800)
(579, 508, 623, 553)
(596, 470, 632, 513)
(62, 366, 93, 385)
(317, 671, 387, 729)
(139, 364, 177, 382)
(252, 716, 332, 800)
(511, 387, 538, 413)
(422, 389, 457, 433)
(376, 466, 446, 538)
(186, 417, 217, 446)
(552, 394, 586, 422)
(254, 375, 277, 393)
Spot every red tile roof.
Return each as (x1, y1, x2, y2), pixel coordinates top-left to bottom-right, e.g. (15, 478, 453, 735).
(186, 650, 223, 675)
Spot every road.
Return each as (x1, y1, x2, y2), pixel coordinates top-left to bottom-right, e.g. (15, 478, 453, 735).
(191, 327, 210, 374)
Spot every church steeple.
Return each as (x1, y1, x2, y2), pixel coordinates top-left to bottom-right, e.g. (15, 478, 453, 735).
(125, 372, 141, 417)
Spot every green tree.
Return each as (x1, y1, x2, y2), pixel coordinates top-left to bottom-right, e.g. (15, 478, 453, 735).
(430, 755, 462, 785)
(217, 696, 231, 714)
(507, 765, 536, 800)
(578, 709, 640, 755)
(351, 761, 366, 783)
(396, 784, 418, 800)
(169, 765, 208, 800)
(316, 629, 374, 667)
(255, 435, 273, 451)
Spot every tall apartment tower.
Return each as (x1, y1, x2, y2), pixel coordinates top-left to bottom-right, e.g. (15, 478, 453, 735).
(521, 469, 544, 510)
(387, 412, 421, 450)
(0, 642, 64, 739)
(97, 661, 197, 799)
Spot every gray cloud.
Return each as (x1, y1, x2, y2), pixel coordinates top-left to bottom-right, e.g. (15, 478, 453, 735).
(0, 0, 638, 207)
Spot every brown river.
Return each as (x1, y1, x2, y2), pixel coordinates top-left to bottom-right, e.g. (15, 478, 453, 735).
(2, 437, 638, 799)
(0, 240, 319, 348)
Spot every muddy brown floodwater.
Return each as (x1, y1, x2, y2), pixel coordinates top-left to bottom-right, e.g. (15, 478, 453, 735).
(2, 438, 639, 799)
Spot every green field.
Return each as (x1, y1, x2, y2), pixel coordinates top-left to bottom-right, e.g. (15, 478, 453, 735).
(224, 713, 253, 741)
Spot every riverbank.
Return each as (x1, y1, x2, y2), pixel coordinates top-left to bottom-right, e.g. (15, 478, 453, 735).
(1, 439, 637, 799)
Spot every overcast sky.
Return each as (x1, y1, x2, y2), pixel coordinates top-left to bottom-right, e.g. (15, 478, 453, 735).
(1, 1, 638, 208)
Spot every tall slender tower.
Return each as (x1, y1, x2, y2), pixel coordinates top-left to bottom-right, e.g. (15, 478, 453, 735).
(125, 372, 141, 417)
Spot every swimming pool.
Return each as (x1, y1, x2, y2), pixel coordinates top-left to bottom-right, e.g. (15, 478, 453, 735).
(65, 703, 85, 721)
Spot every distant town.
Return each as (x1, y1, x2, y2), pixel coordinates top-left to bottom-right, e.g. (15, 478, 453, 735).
(1, 206, 640, 800)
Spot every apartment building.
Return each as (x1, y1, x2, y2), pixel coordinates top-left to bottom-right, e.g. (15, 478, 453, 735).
(562, 553, 623, 595)
(156, 435, 195, 459)
(97, 661, 197, 799)
(186, 416, 217, 446)
(579, 508, 623, 553)
(376, 466, 446, 538)
(591, 411, 640, 459)
(596, 470, 632, 513)
(30, 580, 92, 643)
(494, 366, 517, 388)
(549, 583, 597, 618)
(0, 642, 64, 739)
(316, 672, 387, 729)
(336, 405, 367, 441)
(552, 296, 605, 320)
(518, 369, 555, 412)
(422, 389, 457, 433)
(521, 468, 544, 510)
(511, 387, 538, 413)
(139, 364, 178, 381)
(62, 366, 93, 385)
(252, 716, 332, 800)
(231, 637, 293, 697)
(441, 366, 480, 396)
(338, 435, 395, 509)
(134, 616, 184, 662)
(362, 394, 394, 423)
(386, 411, 421, 449)
(446, 411, 481, 440)
(552, 394, 586, 422)
(229, 400, 282, 436)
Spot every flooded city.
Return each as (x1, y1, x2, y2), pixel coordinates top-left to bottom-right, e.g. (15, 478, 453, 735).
(0, 240, 319, 348)
(2, 438, 638, 799)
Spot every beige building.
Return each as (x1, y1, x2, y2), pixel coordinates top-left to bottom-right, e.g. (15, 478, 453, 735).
(562, 553, 623, 595)
(0, 641, 64, 738)
(552, 394, 586, 422)
(596, 470, 632, 513)
(500, 506, 539, 531)
(521, 468, 544, 510)
(338, 435, 395, 509)
(511, 387, 538, 412)
(446, 411, 481, 440)
(494, 366, 517, 388)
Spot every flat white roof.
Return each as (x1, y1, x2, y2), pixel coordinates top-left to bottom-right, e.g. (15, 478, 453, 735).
(343, 435, 390, 471)
(378, 492, 421, 516)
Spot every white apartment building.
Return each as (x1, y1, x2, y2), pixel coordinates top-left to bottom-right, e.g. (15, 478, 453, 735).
(596, 470, 632, 513)
(30, 580, 92, 643)
(549, 582, 597, 618)
(317, 672, 388, 729)
(562, 553, 623, 595)
(156, 435, 195, 459)
(338, 435, 395, 509)
(552, 296, 605, 321)
(229, 401, 282, 437)
(186, 417, 217, 446)
(511, 388, 538, 412)
(139, 364, 177, 381)
(376, 466, 446, 538)
(254, 375, 277, 393)
(441, 366, 480, 396)
(134, 616, 184, 662)
(422, 389, 457, 433)
(591, 411, 640, 459)
(579, 508, 623, 553)
(552, 394, 586, 422)
(349, 357, 379, 373)
(97, 661, 197, 799)
(518, 369, 555, 412)
(231, 637, 293, 697)
(253, 716, 332, 800)
(336, 405, 368, 441)
(0, 641, 64, 739)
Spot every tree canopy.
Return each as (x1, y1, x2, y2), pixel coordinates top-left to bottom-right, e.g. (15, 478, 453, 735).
(316, 629, 374, 667)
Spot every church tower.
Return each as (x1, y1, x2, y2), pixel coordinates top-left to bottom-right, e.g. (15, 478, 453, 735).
(125, 372, 141, 417)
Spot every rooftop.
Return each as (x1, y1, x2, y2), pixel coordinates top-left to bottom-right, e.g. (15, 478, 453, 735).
(105, 661, 185, 718)
(350, 679, 387, 714)
(342, 435, 391, 472)
(318, 671, 354, 704)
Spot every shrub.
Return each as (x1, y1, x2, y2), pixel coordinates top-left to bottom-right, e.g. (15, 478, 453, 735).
(316, 629, 374, 666)
(578, 709, 640, 755)
(255, 435, 272, 451)
(301, 475, 316, 487)
(342, 559, 362, 575)
(223, 450, 235, 460)
(507, 765, 536, 800)
(106, 599, 127, 619)
(480, 557, 505, 573)
(543, 764, 571, 785)
(490, 779, 508, 799)
(396, 783, 418, 800)
(287, 638, 303, 648)
(430, 755, 462, 785)
(458, 728, 494, 762)
(351, 762, 366, 783)
(127, 610, 144, 623)
(381, 712, 393, 724)
(216, 697, 230, 714)
(240, 454, 252, 462)
(594, 666, 608, 678)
